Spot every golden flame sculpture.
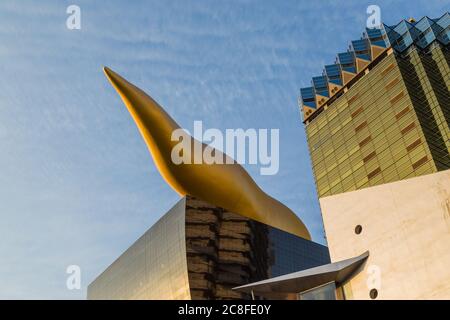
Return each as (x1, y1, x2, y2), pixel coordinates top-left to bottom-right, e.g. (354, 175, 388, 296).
(104, 67, 310, 239)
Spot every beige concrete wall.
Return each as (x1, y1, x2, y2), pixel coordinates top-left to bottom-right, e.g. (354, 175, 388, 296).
(320, 169, 450, 300)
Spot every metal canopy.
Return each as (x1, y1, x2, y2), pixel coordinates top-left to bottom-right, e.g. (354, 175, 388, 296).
(233, 251, 369, 296)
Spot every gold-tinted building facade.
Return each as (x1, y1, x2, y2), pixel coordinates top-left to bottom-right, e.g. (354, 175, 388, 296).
(301, 14, 450, 198)
(87, 198, 191, 299)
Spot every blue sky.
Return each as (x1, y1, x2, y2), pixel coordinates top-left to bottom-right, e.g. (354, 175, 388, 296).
(0, 0, 447, 299)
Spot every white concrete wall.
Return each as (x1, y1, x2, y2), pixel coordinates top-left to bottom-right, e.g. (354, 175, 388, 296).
(320, 169, 450, 300)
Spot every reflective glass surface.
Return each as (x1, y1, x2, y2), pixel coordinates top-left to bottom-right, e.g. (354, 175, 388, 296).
(88, 196, 330, 300)
(185, 196, 330, 299)
(306, 45, 450, 198)
(87, 198, 191, 300)
(299, 282, 337, 300)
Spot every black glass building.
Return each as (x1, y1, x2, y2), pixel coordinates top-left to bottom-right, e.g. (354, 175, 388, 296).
(87, 196, 330, 300)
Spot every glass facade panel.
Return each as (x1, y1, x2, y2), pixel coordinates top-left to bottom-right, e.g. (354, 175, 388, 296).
(87, 198, 190, 300)
(185, 196, 330, 299)
(305, 45, 450, 198)
(299, 282, 337, 300)
(88, 196, 330, 300)
(301, 15, 449, 198)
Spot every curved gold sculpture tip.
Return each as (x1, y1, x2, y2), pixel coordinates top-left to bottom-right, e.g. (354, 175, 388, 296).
(103, 66, 311, 240)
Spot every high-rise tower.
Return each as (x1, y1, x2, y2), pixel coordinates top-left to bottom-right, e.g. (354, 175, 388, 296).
(300, 13, 449, 198)
(298, 14, 450, 300)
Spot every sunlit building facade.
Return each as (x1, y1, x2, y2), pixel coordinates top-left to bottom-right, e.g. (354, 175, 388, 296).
(301, 13, 450, 198)
(296, 14, 450, 299)
(87, 196, 330, 300)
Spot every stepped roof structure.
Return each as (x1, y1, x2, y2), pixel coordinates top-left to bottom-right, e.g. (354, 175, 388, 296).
(300, 13, 450, 122)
